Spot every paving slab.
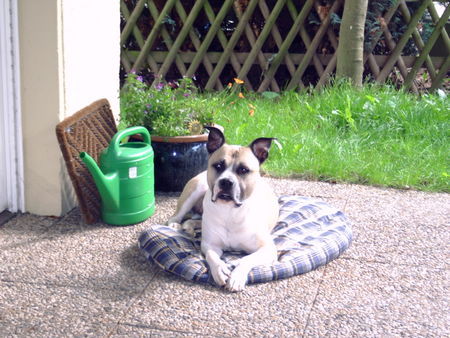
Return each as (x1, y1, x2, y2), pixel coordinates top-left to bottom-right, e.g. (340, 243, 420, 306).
(112, 267, 324, 337)
(0, 213, 57, 248)
(338, 186, 450, 269)
(0, 178, 448, 337)
(304, 259, 449, 336)
(0, 214, 155, 289)
(0, 280, 135, 336)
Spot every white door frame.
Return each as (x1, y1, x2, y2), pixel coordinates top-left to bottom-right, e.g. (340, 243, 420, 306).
(0, 0, 25, 212)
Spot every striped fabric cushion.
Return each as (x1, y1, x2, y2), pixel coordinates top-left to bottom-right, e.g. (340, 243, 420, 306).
(138, 196, 352, 286)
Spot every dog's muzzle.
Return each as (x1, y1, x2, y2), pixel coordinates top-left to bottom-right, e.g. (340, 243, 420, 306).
(212, 178, 243, 207)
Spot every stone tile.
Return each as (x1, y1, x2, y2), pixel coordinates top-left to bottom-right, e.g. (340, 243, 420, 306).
(268, 178, 450, 270)
(1, 178, 448, 336)
(304, 259, 449, 337)
(0, 280, 132, 337)
(342, 189, 450, 269)
(0, 194, 177, 289)
(112, 324, 209, 337)
(0, 196, 176, 336)
(0, 210, 16, 226)
(0, 225, 158, 291)
(0, 213, 57, 249)
(119, 268, 325, 337)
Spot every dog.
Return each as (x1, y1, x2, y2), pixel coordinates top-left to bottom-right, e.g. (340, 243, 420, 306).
(168, 127, 279, 292)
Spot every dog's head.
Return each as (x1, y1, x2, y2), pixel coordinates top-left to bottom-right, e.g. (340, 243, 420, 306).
(205, 126, 275, 207)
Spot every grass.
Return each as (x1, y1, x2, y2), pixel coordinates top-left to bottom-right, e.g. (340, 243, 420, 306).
(195, 82, 449, 193)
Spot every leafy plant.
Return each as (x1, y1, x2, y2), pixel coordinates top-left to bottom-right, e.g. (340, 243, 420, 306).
(119, 72, 214, 136)
(208, 81, 449, 192)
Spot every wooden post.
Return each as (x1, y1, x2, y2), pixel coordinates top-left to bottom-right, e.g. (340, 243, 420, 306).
(428, 2, 450, 91)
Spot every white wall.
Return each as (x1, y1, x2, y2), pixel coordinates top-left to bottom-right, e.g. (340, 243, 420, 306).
(61, 0, 120, 119)
(18, 0, 120, 216)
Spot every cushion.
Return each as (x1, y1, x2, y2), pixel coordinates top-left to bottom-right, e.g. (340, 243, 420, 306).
(138, 195, 352, 286)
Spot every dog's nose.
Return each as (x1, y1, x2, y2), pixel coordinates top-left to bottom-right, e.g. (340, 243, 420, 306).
(219, 178, 233, 191)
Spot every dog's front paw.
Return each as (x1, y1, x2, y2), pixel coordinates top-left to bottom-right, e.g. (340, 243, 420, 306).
(181, 219, 201, 237)
(167, 222, 182, 230)
(226, 265, 249, 292)
(167, 216, 182, 229)
(211, 262, 232, 286)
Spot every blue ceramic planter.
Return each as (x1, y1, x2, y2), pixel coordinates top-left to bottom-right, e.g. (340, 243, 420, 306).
(130, 132, 212, 192)
(151, 138, 208, 192)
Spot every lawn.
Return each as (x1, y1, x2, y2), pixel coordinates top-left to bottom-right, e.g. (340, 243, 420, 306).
(197, 82, 449, 192)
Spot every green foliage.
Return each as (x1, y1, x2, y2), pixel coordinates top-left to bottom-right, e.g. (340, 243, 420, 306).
(120, 73, 214, 136)
(204, 81, 449, 192)
(120, 73, 449, 192)
(261, 91, 281, 100)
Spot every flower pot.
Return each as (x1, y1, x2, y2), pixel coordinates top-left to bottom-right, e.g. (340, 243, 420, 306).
(131, 133, 208, 192)
(152, 134, 208, 192)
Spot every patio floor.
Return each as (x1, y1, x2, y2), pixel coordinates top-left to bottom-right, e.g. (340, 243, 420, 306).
(1, 178, 448, 337)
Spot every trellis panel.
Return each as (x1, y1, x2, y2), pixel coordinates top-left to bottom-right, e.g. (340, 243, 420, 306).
(120, 0, 450, 92)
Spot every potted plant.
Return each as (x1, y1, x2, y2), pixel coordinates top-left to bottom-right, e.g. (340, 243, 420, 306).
(119, 72, 215, 192)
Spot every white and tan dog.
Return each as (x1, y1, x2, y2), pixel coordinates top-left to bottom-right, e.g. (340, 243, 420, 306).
(168, 127, 279, 292)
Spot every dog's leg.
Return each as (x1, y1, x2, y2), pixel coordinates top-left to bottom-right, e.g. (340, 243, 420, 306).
(201, 242, 232, 286)
(167, 172, 207, 227)
(167, 192, 201, 227)
(181, 219, 201, 237)
(227, 241, 277, 292)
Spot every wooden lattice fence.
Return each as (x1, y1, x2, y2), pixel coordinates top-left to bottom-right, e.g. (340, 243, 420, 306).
(120, 0, 450, 92)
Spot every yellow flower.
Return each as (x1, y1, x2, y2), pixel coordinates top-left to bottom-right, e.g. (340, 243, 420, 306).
(249, 109, 255, 116)
(227, 82, 233, 88)
(248, 103, 255, 109)
(234, 78, 244, 84)
(238, 92, 245, 99)
(188, 120, 203, 135)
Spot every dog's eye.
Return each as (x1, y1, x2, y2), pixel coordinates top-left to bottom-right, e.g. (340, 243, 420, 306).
(237, 165, 250, 175)
(213, 161, 226, 172)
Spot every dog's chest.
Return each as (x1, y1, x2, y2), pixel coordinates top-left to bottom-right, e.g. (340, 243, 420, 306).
(214, 225, 259, 253)
(202, 202, 260, 252)
(223, 224, 257, 252)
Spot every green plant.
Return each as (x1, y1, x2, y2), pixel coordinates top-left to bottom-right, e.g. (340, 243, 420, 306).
(119, 73, 214, 136)
(206, 81, 449, 192)
(119, 74, 449, 192)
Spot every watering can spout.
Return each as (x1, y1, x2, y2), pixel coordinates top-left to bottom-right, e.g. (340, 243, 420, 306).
(80, 152, 120, 210)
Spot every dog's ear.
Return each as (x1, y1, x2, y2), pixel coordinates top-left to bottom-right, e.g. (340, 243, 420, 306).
(205, 126, 225, 154)
(250, 138, 275, 164)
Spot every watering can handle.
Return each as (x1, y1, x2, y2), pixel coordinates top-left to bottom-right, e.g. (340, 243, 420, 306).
(111, 126, 151, 153)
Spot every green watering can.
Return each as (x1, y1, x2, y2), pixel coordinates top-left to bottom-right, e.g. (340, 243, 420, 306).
(80, 126, 155, 225)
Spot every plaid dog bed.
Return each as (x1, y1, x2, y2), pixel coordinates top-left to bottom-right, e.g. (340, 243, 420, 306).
(138, 195, 352, 286)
